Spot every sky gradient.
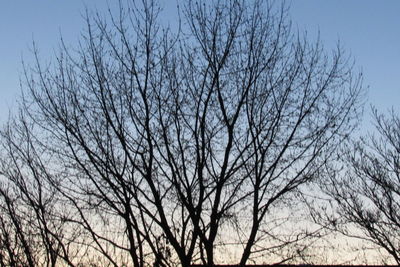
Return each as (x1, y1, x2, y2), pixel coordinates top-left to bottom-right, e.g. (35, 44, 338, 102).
(1, 0, 399, 128)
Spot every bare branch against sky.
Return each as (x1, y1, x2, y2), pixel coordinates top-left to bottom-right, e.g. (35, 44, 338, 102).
(1, 0, 398, 266)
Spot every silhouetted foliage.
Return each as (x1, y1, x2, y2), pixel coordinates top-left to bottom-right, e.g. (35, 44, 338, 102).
(0, 0, 363, 266)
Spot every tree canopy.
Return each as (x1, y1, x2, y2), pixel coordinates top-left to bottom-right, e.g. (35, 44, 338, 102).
(0, 0, 364, 266)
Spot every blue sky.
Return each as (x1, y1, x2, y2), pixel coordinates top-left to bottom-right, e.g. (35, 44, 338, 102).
(1, 1, 399, 128)
(290, 0, 400, 124)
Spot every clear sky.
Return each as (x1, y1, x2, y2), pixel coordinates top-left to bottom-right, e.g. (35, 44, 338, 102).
(1, 0, 399, 128)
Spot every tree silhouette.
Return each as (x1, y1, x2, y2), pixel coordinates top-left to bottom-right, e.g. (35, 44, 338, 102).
(318, 109, 400, 264)
(0, 0, 363, 266)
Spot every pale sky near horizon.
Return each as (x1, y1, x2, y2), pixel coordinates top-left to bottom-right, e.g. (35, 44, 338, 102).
(0, 1, 399, 129)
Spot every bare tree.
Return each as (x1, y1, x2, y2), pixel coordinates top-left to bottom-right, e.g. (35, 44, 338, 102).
(0, 116, 82, 267)
(316, 108, 400, 264)
(0, 0, 364, 266)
